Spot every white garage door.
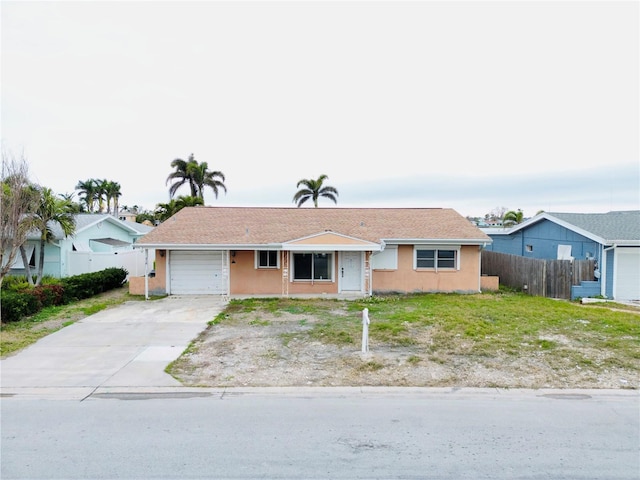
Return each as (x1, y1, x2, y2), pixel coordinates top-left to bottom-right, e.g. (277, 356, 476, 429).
(169, 251, 226, 295)
(615, 248, 640, 301)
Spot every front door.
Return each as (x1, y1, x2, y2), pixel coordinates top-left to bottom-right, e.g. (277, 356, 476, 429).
(341, 251, 362, 292)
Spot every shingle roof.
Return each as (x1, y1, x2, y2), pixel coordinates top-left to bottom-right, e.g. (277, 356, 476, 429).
(136, 207, 491, 247)
(548, 211, 640, 243)
(28, 214, 153, 240)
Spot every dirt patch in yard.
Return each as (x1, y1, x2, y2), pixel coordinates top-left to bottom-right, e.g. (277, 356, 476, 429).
(169, 303, 639, 390)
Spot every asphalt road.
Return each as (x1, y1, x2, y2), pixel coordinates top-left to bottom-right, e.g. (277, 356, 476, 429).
(1, 388, 638, 479)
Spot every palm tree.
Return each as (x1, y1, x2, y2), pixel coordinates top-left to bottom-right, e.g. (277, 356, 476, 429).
(59, 192, 83, 213)
(503, 209, 524, 227)
(293, 174, 339, 207)
(18, 183, 41, 285)
(166, 154, 199, 198)
(32, 187, 76, 285)
(191, 161, 226, 201)
(75, 179, 98, 212)
(93, 179, 108, 213)
(154, 199, 179, 222)
(175, 195, 204, 210)
(166, 154, 226, 201)
(104, 180, 122, 215)
(154, 196, 204, 222)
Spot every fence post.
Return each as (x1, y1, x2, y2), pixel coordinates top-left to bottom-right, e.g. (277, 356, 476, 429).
(362, 308, 370, 353)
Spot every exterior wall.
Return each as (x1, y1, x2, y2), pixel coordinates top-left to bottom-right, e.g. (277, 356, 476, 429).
(480, 275, 499, 291)
(487, 220, 600, 262)
(229, 250, 340, 295)
(42, 244, 62, 277)
(372, 245, 481, 293)
(131, 246, 484, 296)
(287, 253, 339, 295)
(16, 221, 141, 279)
(230, 250, 282, 294)
(72, 221, 137, 252)
(128, 250, 167, 296)
(605, 249, 615, 298)
(484, 232, 523, 255)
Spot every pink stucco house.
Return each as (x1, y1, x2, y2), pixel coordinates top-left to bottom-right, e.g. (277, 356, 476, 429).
(129, 206, 494, 297)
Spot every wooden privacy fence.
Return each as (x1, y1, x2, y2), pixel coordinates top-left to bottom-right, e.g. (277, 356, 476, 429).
(481, 251, 595, 299)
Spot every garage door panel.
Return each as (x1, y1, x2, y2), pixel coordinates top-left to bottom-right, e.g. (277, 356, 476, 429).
(615, 248, 640, 301)
(170, 251, 225, 295)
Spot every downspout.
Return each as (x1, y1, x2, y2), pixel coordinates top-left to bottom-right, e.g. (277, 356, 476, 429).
(478, 244, 486, 293)
(144, 248, 149, 300)
(602, 244, 617, 298)
(367, 251, 373, 296)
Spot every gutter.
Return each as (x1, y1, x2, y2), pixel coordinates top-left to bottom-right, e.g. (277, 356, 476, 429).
(133, 243, 283, 250)
(382, 238, 492, 246)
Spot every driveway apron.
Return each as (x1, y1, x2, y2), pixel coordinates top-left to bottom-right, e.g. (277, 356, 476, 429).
(0, 296, 226, 398)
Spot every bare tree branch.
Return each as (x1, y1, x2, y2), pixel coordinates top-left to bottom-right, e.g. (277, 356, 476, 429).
(0, 151, 38, 287)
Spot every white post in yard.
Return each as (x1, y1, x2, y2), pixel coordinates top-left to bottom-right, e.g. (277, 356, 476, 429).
(362, 307, 370, 353)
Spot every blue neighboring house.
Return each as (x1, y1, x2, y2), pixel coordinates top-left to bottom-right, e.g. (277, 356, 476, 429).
(10, 214, 154, 278)
(482, 211, 640, 301)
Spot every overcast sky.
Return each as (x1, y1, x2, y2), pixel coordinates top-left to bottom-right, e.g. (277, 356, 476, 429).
(2, 0, 638, 218)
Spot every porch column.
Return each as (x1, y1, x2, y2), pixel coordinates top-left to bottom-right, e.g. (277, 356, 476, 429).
(144, 248, 149, 300)
(365, 251, 372, 296)
(281, 251, 289, 297)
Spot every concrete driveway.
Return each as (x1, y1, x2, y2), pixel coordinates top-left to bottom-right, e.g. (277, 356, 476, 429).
(0, 296, 226, 399)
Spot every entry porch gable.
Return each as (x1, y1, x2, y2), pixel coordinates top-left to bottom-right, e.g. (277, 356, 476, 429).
(283, 231, 382, 252)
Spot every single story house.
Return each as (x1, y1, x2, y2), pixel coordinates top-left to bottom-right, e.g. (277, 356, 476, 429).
(9, 214, 154, 279)
(482, 211, 640, 301)
(129, 206, 494, 297)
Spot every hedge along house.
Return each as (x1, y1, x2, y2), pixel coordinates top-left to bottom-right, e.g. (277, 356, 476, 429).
(129, 207, 493, 298)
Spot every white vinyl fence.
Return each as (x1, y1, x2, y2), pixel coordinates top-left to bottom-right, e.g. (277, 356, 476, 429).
(66, 249, 151, 278)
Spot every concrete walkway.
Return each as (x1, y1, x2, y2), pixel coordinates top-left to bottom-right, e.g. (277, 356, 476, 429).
(0, 296, 227, 399)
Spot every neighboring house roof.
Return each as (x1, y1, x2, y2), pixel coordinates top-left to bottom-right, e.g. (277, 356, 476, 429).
(121, 219, 155, 235)
(28, 214, 153, 240)
(135, 207, 491, 248)
(484, 211, 640, 245)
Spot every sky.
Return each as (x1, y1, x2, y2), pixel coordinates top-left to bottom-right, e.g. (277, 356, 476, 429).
(2, 0, 639, 219)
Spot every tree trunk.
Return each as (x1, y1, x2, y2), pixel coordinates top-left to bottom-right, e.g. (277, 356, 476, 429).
(36, 237, 46, 286)
(19, 244, 34, 286)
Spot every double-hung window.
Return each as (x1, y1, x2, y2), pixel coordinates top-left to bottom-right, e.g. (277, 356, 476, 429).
(293, 253, 332, 281)
(257, 250, 279, 269)
(415, 246, 459, 270)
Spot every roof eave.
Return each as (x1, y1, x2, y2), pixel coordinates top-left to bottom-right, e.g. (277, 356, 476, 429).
(382, 238, 492, 245)
(134, 243, 283, 250)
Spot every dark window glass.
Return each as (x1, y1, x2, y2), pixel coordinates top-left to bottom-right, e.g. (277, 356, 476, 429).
(314, 253, 330, 280)
(438, 250, 456, 268)
(416, 249, 435, 268)
(258, 251, 277, 268)
(293, 253, 332, 280)
(294, 253, 312, 279)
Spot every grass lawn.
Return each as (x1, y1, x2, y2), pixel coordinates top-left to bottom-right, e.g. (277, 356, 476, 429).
(214, 290, 640, 386)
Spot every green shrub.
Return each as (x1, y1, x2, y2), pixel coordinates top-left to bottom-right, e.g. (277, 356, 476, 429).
(31, 284, 65, 308)
(1, 268, 128, 323)
(0, 291, 40, 322)
(61, 268, 127, 302)
(1, 276, 31, 292)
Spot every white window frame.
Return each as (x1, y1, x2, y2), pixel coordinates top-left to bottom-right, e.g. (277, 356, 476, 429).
(291, 252, 334, 282)
(255, 250, 280, 269)
(414, 245, 460, 271)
